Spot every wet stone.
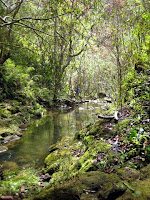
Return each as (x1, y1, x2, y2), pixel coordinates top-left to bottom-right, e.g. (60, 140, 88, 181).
(3, 135, 20, 143)
(0, 146, 8, 153)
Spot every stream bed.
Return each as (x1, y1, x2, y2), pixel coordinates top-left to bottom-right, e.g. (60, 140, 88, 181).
(0, 101, 103, 168)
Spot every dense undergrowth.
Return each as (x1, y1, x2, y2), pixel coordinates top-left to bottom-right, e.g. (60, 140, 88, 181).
(0, 59, 53, 105)
(0, 59, 53, 146)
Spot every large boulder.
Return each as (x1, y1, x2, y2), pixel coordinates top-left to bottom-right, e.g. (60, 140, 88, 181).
(34, 171, 126, 200)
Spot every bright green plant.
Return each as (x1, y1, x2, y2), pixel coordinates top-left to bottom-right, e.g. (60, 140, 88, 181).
(0, 168, 39, 197)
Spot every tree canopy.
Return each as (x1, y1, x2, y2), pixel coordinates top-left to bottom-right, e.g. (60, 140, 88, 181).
(0, 0, 149, 105)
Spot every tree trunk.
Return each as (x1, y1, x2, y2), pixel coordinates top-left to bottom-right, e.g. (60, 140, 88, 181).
(0, 53, 10, 65)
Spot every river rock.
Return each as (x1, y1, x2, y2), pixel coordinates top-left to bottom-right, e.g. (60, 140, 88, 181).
(3, 135, 20, 143)
(0, 146, 8, 153)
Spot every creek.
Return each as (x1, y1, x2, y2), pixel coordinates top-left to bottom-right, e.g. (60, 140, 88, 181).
(0, 101, 103, 168)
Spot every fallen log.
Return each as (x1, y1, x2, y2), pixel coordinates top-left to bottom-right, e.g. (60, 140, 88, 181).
(98, 111, 119, 121)
(98, 115, 114, 119)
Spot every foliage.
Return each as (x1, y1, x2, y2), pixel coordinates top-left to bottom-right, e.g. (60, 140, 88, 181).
(122, 70, 150, 117)
(0, 0, 149, 102)
(0, 168, 39, 197)
(0, 58, 53, 109)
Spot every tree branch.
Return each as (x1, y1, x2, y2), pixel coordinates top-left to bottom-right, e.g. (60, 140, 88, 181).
(62, 43, 87, 70)
(12, 0, 24, 19)
(0, 12, 72, 27)
(0, 16, 6, 22)
(70, 44, 87, 57)
(16, 22, 55, 37)
(0, 0, 8, 8)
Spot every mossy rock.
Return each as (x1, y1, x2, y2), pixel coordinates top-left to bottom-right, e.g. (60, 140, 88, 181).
(0, 125, 19, 136)
(48, 144, 59, 153)
(75, 119, 108, 139)
(75, 129, 87, 139)
(34, 171, 126, 200)
(44, 137, 112, 182)
(140, 164, 150, 179)
(116, 178, 150, 200)
(88, 120, 106, 136)
(34, 186, 80, 200)
(45, 149, 71, 175)
(114, 119, 131, 132)
(117, 167, 140, 182)
(79, 141, 111, 165)
(3, 135, 20, 143)
(0, 101, 21, 117)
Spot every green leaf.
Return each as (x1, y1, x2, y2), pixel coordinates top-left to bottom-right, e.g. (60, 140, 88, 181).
(131, 130, 137, 138)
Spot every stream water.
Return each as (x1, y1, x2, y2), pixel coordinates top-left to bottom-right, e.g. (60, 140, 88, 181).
(0, 101, 102, 168)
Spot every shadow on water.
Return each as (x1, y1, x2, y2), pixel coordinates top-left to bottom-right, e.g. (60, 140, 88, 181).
(0, 101, 101, 168)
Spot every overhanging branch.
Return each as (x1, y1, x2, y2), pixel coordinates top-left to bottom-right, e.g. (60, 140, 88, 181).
(62, 43, 87, 70)
(0, 12, 72, 27)
(70, 44, 87, 57)
(0, 0, 8, 8)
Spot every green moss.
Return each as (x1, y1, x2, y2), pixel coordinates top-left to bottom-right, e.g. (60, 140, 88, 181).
(117, 178, 150, 200)
(75, 129, 87, 139)
(117, 168, 140, 182)
(88, 120, 105, 136)
(83, 135, 94, 145)
(34, 184, 80, 200)
(97, 173, 126, 200)
(140, 164, 150, 179)
(75, 120, 108, 139)
(0, 101, 21, 118)
(45, 150, 59, 166)
(34, 171, 126, 200)
(127, 148, 138, 159)
(146, 146, 150, 161)
(88, 125, 101, 135)
(114, 119, 131, 135)
(80, 141, 111, 164)
(0, 125, 18, 136)
(0, 109, 11, 118)
(44, 137, 112, 184)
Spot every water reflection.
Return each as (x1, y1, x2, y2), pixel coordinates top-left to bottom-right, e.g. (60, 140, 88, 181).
(0, 101, 100, 168)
